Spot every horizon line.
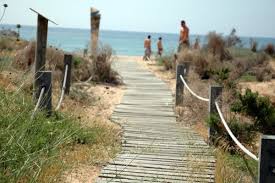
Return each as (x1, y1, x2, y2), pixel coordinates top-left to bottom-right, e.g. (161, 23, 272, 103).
(2, 23, 275, 39)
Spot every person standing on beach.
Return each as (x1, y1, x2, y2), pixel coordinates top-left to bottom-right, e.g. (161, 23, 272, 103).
(143, 35, 151, 61)
(178, 20, 190, 52)
(157, 37, 163, 57)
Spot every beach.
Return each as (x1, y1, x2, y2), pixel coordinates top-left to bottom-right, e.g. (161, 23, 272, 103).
(2, 24, 275, 56)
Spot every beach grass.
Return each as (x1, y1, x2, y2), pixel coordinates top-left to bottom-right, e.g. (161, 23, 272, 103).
(0, 77, 120, 182)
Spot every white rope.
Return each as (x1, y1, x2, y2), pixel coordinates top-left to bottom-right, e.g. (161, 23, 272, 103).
(215, 102, 259, 161)
(180, 75, 210, 102)
(55, 64, 68, 111)
(31, 87, 45, 120)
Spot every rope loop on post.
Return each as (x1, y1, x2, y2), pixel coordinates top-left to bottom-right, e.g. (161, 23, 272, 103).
(55, 64, 69, 111)
(31, 87, 46, 120)
(180, 75, 210, 102)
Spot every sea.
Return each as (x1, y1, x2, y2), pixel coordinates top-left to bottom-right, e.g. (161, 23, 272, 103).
(2, 24, 275, 56)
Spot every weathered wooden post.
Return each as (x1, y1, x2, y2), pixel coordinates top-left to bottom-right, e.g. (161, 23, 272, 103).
(90, 7, 101, 57)
(258, 135, 275, 183)
(175, 63, 189, 106)
(36, 71, 52, 116)
(30, 8, 57, 101)
(34, 14, 48, 92)
(208, 86, 223, 144)
(63, 54, 72, 95)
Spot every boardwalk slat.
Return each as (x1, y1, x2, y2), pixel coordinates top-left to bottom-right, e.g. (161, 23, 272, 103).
(96, 60, 215, 183)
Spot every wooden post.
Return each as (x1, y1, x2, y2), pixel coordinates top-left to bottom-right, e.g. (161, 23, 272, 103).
(33, 14, 48, 101)
(34, 14, 48, 98)
(258, 135, 275, 183)
(175, 63, 189, 106)
(208, 86, 223, 144)
(36, 71, 52, 116)
(90, 7, 101, 57)
(63, 54, 72, 95)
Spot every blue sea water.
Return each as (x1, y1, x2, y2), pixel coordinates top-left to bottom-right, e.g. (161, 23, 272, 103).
(2, 24, 275, 56)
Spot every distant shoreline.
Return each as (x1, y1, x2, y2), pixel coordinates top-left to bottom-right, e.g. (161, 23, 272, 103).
(2, 24, 275, 39)
(2, 24, 275, 55)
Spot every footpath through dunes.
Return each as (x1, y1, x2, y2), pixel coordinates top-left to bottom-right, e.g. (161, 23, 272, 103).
(96, 59, 216, 183)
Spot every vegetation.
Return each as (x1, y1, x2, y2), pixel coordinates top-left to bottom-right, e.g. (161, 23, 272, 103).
(231, 89, 275, 134)
(155, 28, 275, 182)
(264, 43, 275, 56)
(216, 149, 257, 183)
(16, 24, 21, 40)
(0, 87, 109, 182)
(0, 34, 122, 182)
(92, 45, 122, 84)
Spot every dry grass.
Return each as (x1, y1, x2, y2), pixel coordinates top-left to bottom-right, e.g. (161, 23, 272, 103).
(206, 32, 232, 61)
(215, 149, 256, 183)
(92, 45, 122, 84)
(264, 43, 274, 56)
(0, 37, 124, 182)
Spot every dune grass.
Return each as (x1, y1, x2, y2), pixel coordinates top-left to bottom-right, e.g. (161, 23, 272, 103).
(0, 86, 118, 182)
(215, 149, 258, 183)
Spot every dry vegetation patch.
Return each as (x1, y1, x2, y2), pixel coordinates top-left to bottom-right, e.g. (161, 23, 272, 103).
(0, 35, 124, 182)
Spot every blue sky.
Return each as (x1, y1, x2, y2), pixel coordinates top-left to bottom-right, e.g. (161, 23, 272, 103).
(2, 0, 275, 37)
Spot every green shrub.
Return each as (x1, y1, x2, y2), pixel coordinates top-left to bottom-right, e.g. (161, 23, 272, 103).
(73, 56, 83, 67)
(206, 114, 256, 154)
(212, 67, 230, 84)
(231, 89, 275, 134)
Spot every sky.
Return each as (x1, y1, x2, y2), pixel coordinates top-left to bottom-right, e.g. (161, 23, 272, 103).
(1, 0, 275, 37)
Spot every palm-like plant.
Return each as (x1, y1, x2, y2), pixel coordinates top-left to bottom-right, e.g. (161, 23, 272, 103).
(0, 4, 8, 22)
(16, 24, 21, 40)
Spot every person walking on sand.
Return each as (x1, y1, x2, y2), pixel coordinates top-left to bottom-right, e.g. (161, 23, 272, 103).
(143, 35, 151, 61)
(157, 37, 163, 57)
(178, 20, 190, 52)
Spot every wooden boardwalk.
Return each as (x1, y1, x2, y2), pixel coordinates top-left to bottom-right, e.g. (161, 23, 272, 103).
(96, 60, 216, 183)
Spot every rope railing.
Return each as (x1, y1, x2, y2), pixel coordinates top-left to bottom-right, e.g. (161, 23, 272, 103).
(178, 66, 258, 162)
(215, 101, 259, 161)
(31, 87, 45, 120)
(180, 75, 210, 102)
(55, 64, 68, 111)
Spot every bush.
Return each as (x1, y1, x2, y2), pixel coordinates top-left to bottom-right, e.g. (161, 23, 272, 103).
(231, 89, 275, 134)
(255, 66, 273, 82)
(13, 41, 36, 70)
(212, 67, 230, 84)
(226, 28, 242, 48)
(206, 32, 232, 61)
(193, 53, 210, 79)
(0, 36, 15, 51)
(264, 43, 275, 56)
(92, 45, 122, 84)
(206, 114, 255, 154)
(250, 39, 257, 52)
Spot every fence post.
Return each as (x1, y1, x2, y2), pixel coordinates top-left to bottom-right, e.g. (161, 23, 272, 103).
(258, 135, 275, 183)
(90, 7, 101, 57)
(34, 14, 48, 97)
(175, 63, 189, 106)
(63, 54, 72, 95)
(208, 86, 223, 144)
(36, 71, 52, 116)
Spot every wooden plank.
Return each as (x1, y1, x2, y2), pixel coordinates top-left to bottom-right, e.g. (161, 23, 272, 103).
(96, 60, 215, 182)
